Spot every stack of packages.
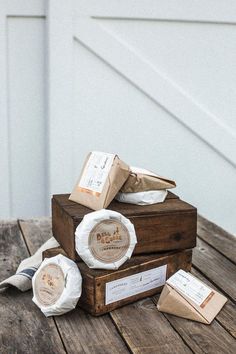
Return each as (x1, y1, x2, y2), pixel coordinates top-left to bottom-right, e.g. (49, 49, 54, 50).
(33, 151, 199, 317)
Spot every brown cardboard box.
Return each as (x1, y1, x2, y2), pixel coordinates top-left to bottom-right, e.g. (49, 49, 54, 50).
(69, 152, 130, 210)
(157, 270, 227, 324)
(43, 247, 192, 316)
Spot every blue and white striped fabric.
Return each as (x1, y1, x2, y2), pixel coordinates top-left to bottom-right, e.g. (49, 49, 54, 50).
(0, 237, 59, 291)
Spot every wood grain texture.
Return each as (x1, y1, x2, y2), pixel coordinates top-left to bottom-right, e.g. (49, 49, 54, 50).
(52, 194, 197, 260)
(193, 238, 236, 302)
(110, 298, 192, 354)
(19, 218, 52, 253)
(191, 267, 236, 339)
(0, 221, 29, 278)
(162, 311, 236, 354)
(53, 191, 179, 207)
(53, 193, 194, 219)
(20, 218, 129, 354)
(1, 216, 236, 353)
(198, 215, 236, 264)
(89, 249, 192, 316)
(152, 265, 236, 353)
(55, 307, 129, 354)
(43, 246, 192, 316)
(0, 221, 65, 354)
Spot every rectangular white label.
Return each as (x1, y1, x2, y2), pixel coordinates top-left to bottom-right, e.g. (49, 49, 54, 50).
(167, 270, 213, 307)
(79, 151, 115, 193)
(105, 265, 167, 305)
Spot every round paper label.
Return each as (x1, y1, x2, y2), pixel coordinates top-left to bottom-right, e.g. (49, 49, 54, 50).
(34, 263, 65, 307)
(88, 219, 130, 263)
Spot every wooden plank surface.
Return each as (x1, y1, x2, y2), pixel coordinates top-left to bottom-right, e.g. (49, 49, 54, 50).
(1, 216, 236, 353)
(160, 311, 236, 354)
(0, 221, 65, 354)
(197, 215, 236, 264)
(191, 268, 236, 339)
(19, 219, 129, 354)
(152, 270, 236, 353)
(193, 238, 236, 302)
(110, 298, 192, 354)
(55, 309, 128, 354)
(19, 217, 53, 253)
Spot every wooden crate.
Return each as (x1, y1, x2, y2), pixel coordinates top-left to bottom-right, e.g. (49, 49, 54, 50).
(43, 247, 192, 316)
(52, 192, 197, 260)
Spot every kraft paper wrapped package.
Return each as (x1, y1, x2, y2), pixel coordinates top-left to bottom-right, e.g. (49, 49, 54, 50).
(69, 151, 130, 210)
(75, 209, 137, 270)
(157, 270, 227, 324)
(120, 166, 176, 193)
(117, 166, 176, 205)
(32, 254, 82, 317)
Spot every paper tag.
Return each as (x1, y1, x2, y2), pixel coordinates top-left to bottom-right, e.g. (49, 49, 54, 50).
(167, 270, 213, 307)
(105, 264, 167, 305)
(89, 219, 130, 263)
(34, 264, 65, 306)
(79, 152, 115, 194)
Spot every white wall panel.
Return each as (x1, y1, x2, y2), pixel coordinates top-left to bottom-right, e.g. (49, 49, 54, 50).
(7, 17, 46, 217)
(0, 1, 236, 236)
(72, 41, 236, 234)
(100, 19, 236, 132)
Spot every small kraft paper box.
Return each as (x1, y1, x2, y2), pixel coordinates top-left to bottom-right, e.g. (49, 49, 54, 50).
(43, 247, 192, 316)
(52, 192, 197, 261)
(69, 152, 130, 210)
(157, 270, 227, 324)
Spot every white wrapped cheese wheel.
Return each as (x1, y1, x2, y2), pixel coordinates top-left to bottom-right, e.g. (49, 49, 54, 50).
(75, 209, 137, 270)
(32, 254, 82, 317)
(115, 190, 168, 205)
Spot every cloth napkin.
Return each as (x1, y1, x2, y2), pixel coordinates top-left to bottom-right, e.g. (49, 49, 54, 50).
(0, 237, 59, 292)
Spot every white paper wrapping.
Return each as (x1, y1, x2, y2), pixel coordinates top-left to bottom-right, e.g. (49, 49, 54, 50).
(75, 209, 137, 270)
(32, 254, 82, 317)
(115, 190, 168, 205)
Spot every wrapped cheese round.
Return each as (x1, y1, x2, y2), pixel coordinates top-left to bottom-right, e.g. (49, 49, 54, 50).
(115, 190, 168, 205)
(75, 209, 137, 270)
(32, 254, 82, 317)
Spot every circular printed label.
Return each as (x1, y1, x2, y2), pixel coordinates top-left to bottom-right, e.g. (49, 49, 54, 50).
(34, 263, 65, 307)
(88, 219, 130, 263)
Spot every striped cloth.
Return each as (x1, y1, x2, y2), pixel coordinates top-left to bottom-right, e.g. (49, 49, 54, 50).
(0, 237, 59, 292)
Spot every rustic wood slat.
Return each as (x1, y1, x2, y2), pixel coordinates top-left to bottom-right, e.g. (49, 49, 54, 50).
(161, 311, 236, 354)
(152, 281, 236, 354)
(110, 298, 192, 354)
(19, 218, 53, 253)
(0, 221, 65, 354)
(19, 218, 129, 354)
(3, 216, 235, 353)
(55, 308, 128, 354)
(193, 238, 236, 302)
(197, 215, 236, 264)
(191, 268, 236, 339)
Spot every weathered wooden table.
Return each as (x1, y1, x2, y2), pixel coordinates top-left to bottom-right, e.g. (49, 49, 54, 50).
(0, 216, 236, 353)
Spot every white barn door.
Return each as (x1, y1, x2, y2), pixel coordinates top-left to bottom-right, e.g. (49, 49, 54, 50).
(1, 0, 236, 234)
(48, 1, 236, 233)
(0, 1, 46, 217)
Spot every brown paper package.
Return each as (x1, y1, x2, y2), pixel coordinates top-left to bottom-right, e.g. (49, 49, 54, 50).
(157, 283, 227, 324)
(120, 170, 176, 193)
(69, 154, 130, 210)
